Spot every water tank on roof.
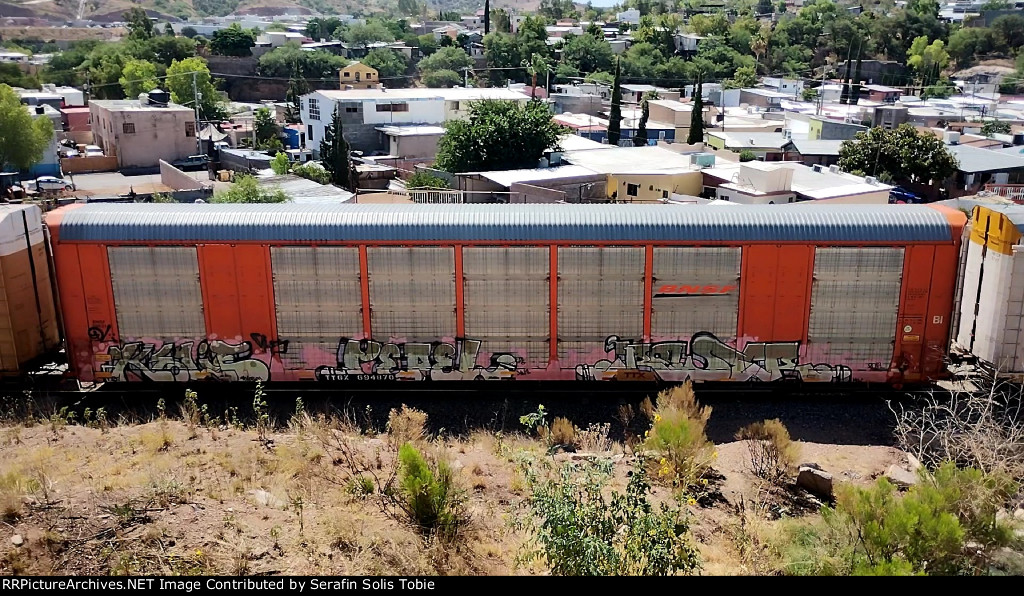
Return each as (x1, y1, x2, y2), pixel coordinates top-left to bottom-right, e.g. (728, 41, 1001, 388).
(147, 89, 170, 106)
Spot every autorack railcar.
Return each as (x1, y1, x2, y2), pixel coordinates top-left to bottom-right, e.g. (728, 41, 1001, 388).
(45, 203, 965, 386)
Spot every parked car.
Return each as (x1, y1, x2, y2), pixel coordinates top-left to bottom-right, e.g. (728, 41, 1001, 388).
(889, 187, 924, 204)
(35, 176, 73, 192)
(84, 145, 103, 157)
(172, 154, 210, 171)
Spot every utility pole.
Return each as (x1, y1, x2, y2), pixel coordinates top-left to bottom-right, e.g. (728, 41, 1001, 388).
(192, 71, 202, 156)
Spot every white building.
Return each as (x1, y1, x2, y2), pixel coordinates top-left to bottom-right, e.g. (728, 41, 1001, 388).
(616, 9, 641, 24)
(300, 87, 531, 157)
(703, 161, 893, 204)
(0, 51, 28, 63)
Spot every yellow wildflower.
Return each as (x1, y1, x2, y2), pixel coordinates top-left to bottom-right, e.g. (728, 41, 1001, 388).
(687, 497, 697, 506)
(654, 413, 662, 423)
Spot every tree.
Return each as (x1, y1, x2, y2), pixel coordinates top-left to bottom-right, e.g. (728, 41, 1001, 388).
(164, 23, 175, 37)
(406, 171, 449, 189)
(554, 62, 579, 84)
(166, 57, 223, 120)
(270, 152, 290, 175)
(419, 47, 473, 74)
(125, 7, 154, 41)
(362, 48, 408, 85)
(539, 0, 577, 20)
(838, 124, 959, 187)
(523, 53, 549, 97)
(212, 175, 289, 203)
(0, 85, 54, 172)
(687, 13, 729, 37)
(305, 17, 343, 41)
(990, 14, 1024, 49)
(947, 27, 996, 68)
(687, 76, 704, 145)
(484, 0, 491, 34)
(320, 105, 355, 190)
(344, 23, 395, 47)
(850, 53, 863, 104)
(908, 36, 949, 87)
(285, 72, 308, 124)
(417, 34, 439, 56)
(725, 65, 758, 89)
(254, 107, 278, 149)
(210, 23, 256, 57)
(633, 99, 650, 147)
(435, 100, 566, 173)
(119, 59, 159, 98)
(607, 58, 622, 147)
(560, 33, 614, 74)
(981, 120, 1012, 136)
(483, 32, 522, 85)
(181, 26, 198, 39)
(756, 0, 774, 13)
(148, 36, 198, 66)
(398, 0, 421, 16)
(422, 70, 462, 87)
(259, 45, 348, 79)
(585, 71, 614, 85)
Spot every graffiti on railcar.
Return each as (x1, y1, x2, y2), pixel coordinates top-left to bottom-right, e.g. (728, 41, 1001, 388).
(97, 339, 271, 382)
(314, 337, 526, 381)
(574, 332, 852, 383)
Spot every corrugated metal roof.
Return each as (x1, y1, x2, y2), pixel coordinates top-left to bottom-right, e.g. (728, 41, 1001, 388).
(55, 204, 956, 243)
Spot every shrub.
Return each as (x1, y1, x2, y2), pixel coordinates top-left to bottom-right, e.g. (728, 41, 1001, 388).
(396, 443, 468, 541)
(406, 170, 449, 189)
(549, 417, 577, 448)
(779, 462, 1018, 576)
(519, 459, 701, 576)
(270, 151, 290, 175)
(738, 149, 757, 162)
(644, 382, 715, 489)
(735, 419, 798, 482)
(386, 405, 427, 449)
(292, 162, 331, 184)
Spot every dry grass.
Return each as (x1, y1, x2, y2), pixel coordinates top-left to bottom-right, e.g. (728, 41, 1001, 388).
(735, 419, 800, 482)
(386, 405, 428, 449)
(548, 417, 577, 448)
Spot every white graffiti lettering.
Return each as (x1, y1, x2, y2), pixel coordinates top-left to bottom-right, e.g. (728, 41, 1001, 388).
(100, 340, 271, 382)
(574, 332, 852, 383)
(315, 337, 525, 381)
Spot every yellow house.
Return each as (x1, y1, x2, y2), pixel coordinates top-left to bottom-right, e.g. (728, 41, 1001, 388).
(607, 171, 703, 202)
(340, 62, 379, 89)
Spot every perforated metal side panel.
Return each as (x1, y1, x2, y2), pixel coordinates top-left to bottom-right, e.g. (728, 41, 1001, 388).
(558, 247, 644, 363)
(369, 247, 455, 341)
(108, 247, 204, 340)
(808, 247, 904, 365)
(271, 247, 362, 369)
(463, 247, 549, 366)
(651, 247, 740, 340)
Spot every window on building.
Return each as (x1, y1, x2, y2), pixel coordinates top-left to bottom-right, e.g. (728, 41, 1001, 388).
(185, 122, 196, 137)
(345, 106, 358, 113)
(376, 103, 409, 112)
(355, 72, 361, 82)
(308, 98, 320, 120)
(626, 183, 639, 197)
(343, 71, 350, 78)
(308, 124, 314, 141)
(662, 190, 669, 199)
(367, 72, 373, 79)
(122, 122, 135, 134)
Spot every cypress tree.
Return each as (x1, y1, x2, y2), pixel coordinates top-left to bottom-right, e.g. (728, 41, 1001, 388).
(687, 75, 704, 145)
(840, 52, 853, 104)
(484, 0, 490, 34)
(320, 104, 355, 191)
(851, 50, 863, 105)
(634, 99, 649, 146)
(607, 57, 622, 146)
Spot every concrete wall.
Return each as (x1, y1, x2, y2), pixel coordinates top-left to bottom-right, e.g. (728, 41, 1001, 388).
(61, 155, 118, 173)
(608, 171, 702, 202)
(160, 160, 209, 191)
(391, 133, 442, 159)
(90, 104, 197, 169)
(510, 182, 565, 203)
(550, 94, 606, 116)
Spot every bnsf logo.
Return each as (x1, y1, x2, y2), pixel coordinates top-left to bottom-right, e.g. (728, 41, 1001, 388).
(656, 284, 738, 295)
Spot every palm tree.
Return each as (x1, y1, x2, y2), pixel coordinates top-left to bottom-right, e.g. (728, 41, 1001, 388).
(523, 53, 549, 99)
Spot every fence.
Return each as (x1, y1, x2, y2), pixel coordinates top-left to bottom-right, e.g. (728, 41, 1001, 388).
(983, 184, 1024, 204)
(62, 155, 118, 174)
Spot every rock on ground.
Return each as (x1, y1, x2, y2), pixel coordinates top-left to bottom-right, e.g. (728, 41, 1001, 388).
(797, 465, 833, 499)
(885, 465, 918, 488)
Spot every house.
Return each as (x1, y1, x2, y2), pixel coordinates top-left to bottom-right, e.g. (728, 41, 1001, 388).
(300, 87, 530, 156)
(738, 88, 789, 110)
(455, 164, 608, 203)
(789, 138, 844, 167)
(807, 116, 867, 141)
(620, 84, 680, 105)
(863, 84, 902, 104)
(339, 62, 379, 89)
(259, 31, 307, 47)
(942, 138, 1024, 198)
(61, 106, 92, 145)
(560, 145, 704, 202)
(375, 125, 446, 161)
(674, 33, 704, 56)
(705, 132, 797, 161)
(647, 99, 718, 141)
(553, 111, 674, 145)
(762, 77, 804, 98)
(701, 161, 893, 204)
(89, 93, 198, 170)
(834, 59, 906, 86)
(873, 105, 909, 129)
(0, 51, 28, 63)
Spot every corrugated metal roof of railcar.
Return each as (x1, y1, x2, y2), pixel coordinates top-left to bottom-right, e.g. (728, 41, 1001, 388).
(54, 203, 956, 243)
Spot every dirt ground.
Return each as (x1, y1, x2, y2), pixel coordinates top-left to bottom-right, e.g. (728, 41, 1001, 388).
(0, 401, 912, 576)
